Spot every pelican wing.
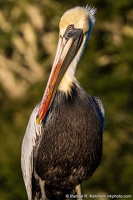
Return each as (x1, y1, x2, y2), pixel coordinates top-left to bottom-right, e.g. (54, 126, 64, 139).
(91, 96, 105, 132)
(21, 104, 41, 199)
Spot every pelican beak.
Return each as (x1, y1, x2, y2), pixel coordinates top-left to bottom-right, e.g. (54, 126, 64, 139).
(36, 28, 84, 124)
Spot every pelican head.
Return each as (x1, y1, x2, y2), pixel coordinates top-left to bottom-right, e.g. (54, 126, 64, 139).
(36, 6, 96, 124)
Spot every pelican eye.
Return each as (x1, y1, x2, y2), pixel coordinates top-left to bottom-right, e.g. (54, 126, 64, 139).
(64, 24, 75, 39)
(67, 24, 74, 31)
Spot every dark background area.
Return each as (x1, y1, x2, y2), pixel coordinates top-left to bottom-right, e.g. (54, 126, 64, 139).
(0, 0, 133, 199)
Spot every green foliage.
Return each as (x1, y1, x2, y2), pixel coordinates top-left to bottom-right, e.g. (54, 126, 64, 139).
(0, 0, 133, 199)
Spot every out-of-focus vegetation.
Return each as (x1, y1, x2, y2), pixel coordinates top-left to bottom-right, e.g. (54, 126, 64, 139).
(0, 0, 133, 199)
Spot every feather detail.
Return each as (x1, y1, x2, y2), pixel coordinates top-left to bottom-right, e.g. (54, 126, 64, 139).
(21, 104, 41, 199)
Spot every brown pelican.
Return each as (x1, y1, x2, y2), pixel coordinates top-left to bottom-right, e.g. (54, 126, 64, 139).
(21, 6, 105, 200)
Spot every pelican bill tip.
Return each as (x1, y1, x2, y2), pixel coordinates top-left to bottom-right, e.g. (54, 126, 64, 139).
(36, 117, 42, 125)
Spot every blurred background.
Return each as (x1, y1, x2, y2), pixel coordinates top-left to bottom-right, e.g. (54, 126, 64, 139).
(0, 0, 133, 199)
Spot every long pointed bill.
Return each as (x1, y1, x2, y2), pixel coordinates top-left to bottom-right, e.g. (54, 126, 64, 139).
(36, 29, 83, 124)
